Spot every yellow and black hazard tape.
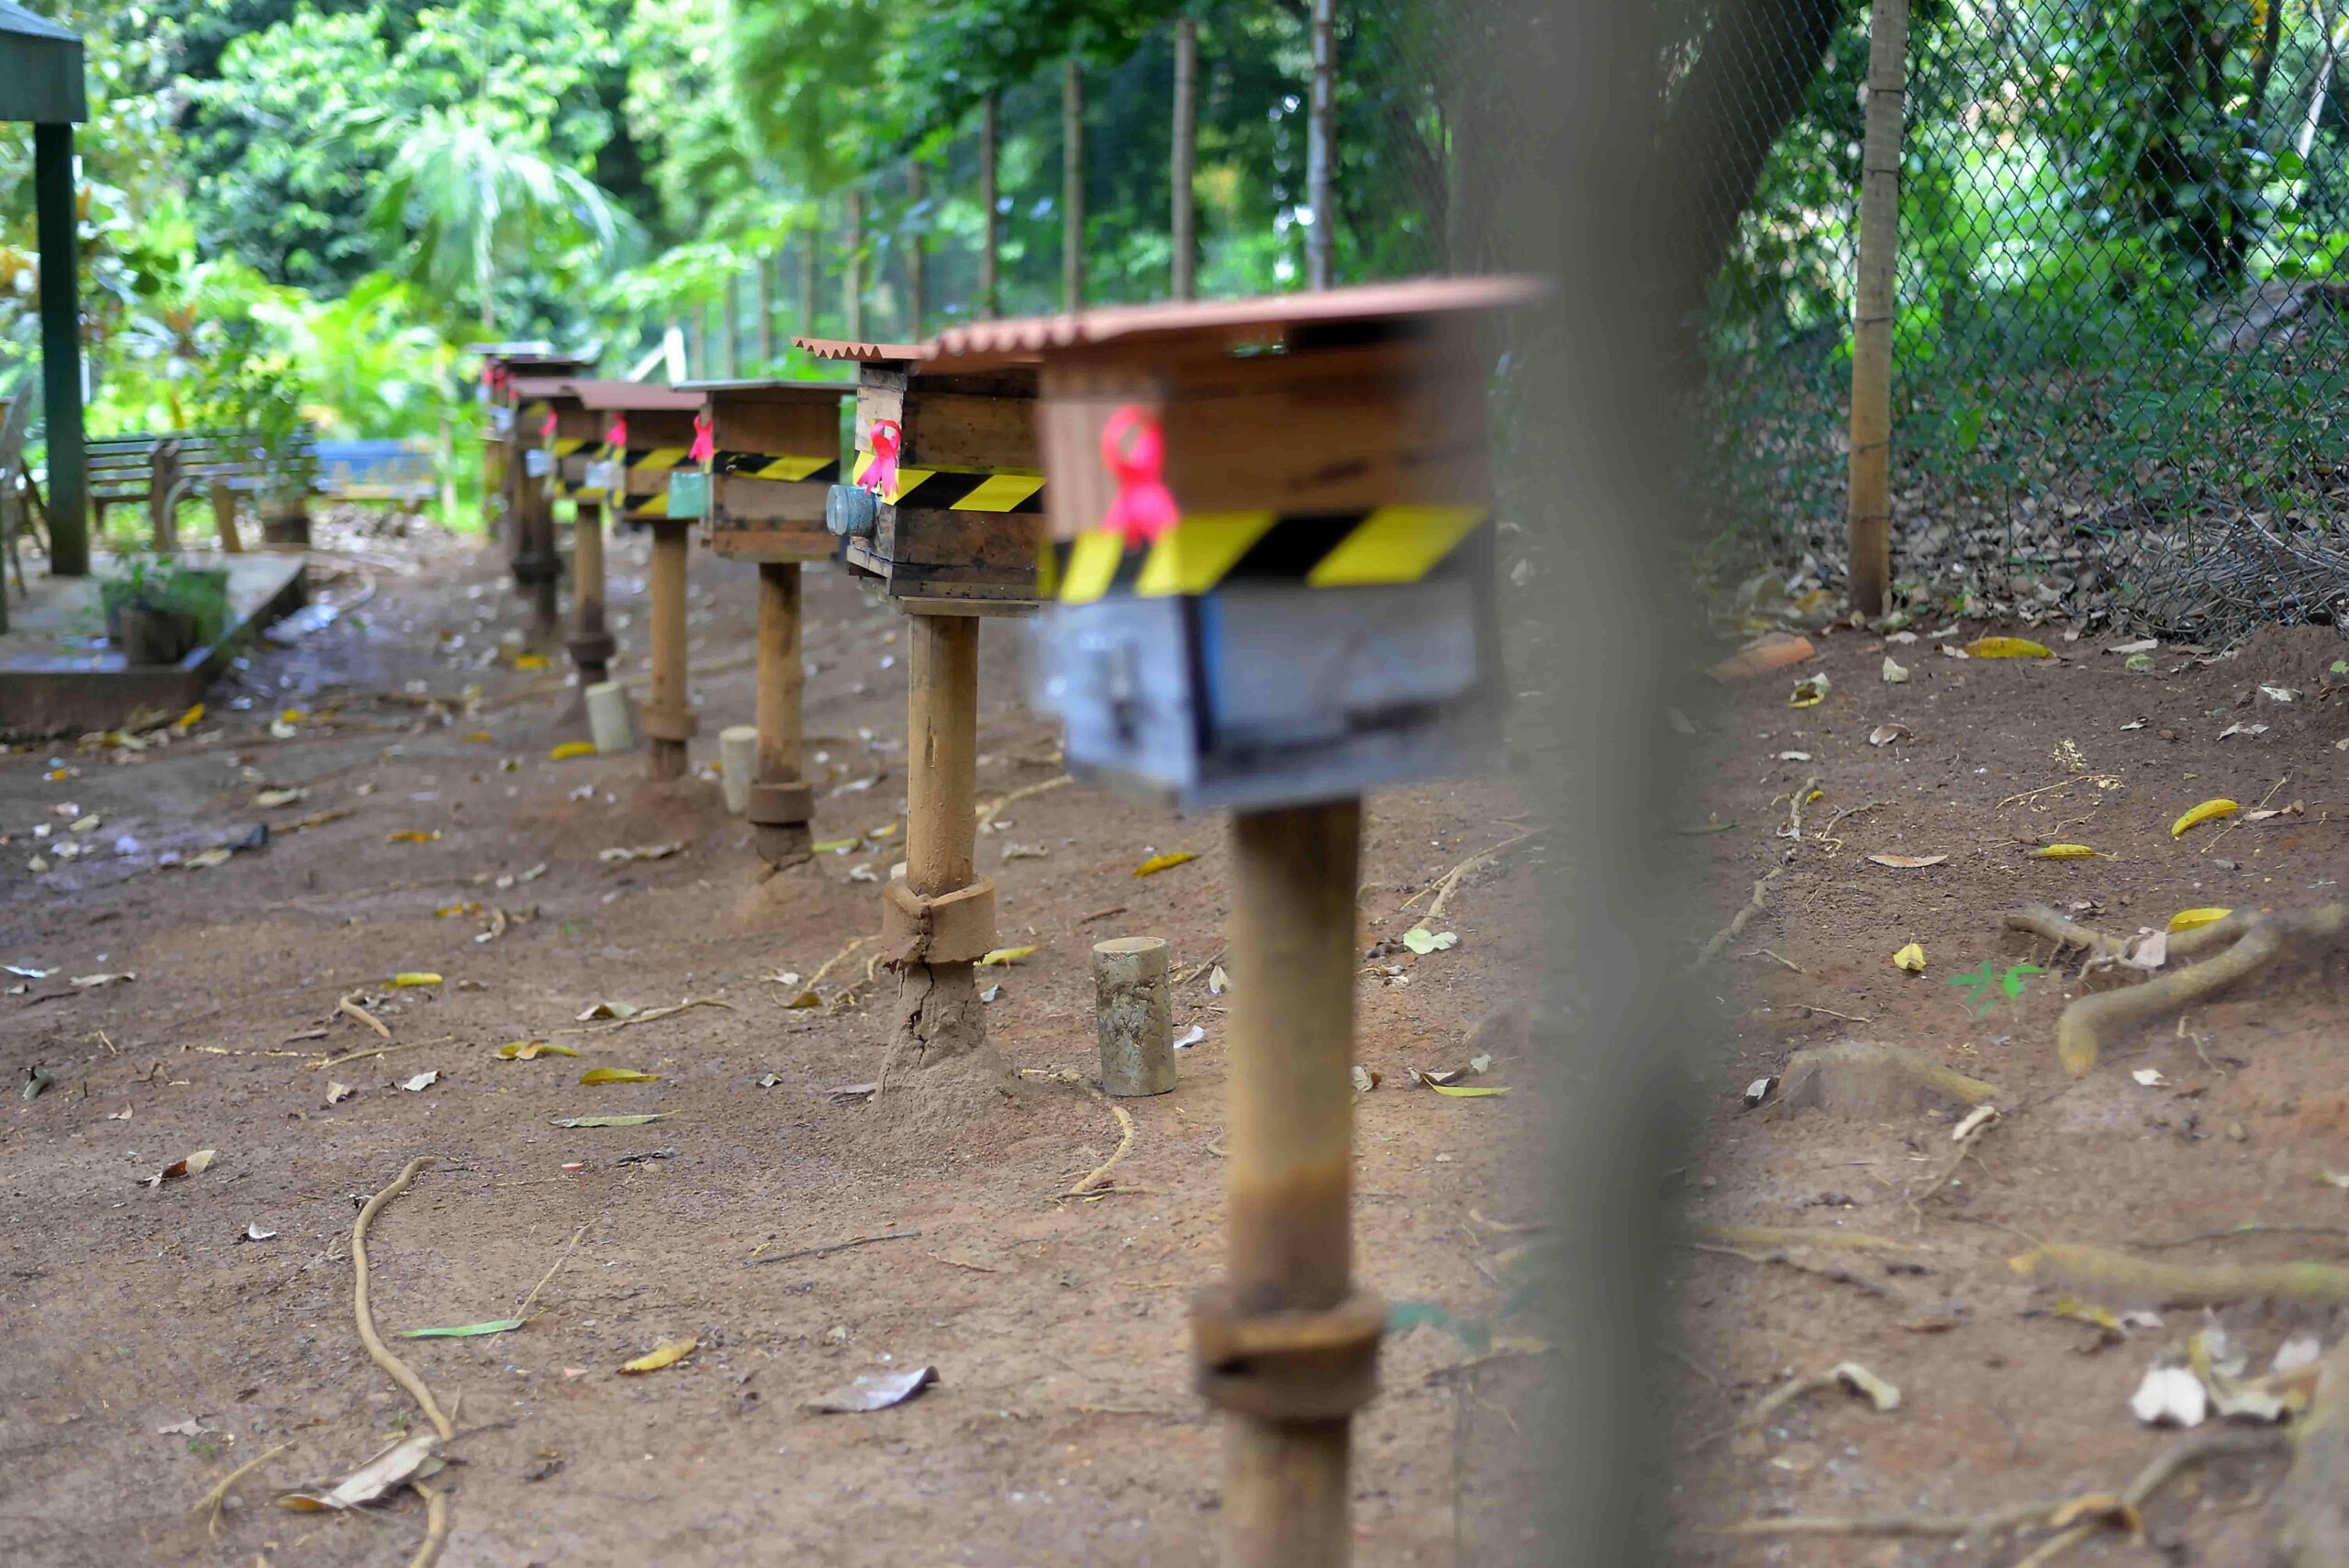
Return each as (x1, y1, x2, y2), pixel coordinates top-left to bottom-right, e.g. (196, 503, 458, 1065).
(711, 450, 841, 483)
(1041, 506, 1488, 603)
(849, 451, 1045, 514)
(611, 446, 696, 472)
(618, 491, 668, 517)
(551, 437, 591, 457)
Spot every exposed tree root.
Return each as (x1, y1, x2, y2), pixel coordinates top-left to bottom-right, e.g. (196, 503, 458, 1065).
(2009, 1242, 2349, 1307)
(2003, 903, 2347, 1073)
(2272, 1335, 2349, 1566)
(1685, 1241, 1892, 1299)
(349, 1156, 456, 1567)
(1716, 1429, 2284, 1547)
(1691, 1223, 1924, 1255)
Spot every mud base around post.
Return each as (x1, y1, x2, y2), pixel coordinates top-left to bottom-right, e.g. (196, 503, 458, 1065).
(648, 737, 689, 781)
(876, 962, 1019, 1141)
(753, 820, 813, 872)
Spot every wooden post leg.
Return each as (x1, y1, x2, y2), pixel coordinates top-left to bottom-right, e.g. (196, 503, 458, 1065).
(1213, 800, 1367, 1568)
(642, 520, 696, 780)
(526, 480, 562, 643)
(209, 481, 242, 555)
(748, 562, 812, 867)
(878, 611, 1008, 1097)
(565, 500, 612, 689)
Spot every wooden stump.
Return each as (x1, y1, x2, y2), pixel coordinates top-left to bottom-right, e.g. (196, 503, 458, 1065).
(1093, 936, 1174, 1096)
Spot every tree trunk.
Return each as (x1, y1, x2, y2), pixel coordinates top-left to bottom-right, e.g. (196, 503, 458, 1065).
(845, 187, 864, 342)
(1846, 0, 1907, 619)
(1306, 0, 1335, 290)
(980, 95, 1000, 319)
(1172, 17, 1199, 300)
(756, 249, 774, 366)
(800, 209, 819, 340)
(907, 161, 926, 341)
(1064, 61, 1085, 310)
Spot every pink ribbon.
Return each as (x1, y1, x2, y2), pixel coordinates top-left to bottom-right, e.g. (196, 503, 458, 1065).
(688, 413, 714, 464)
(606, 415, 628, 451)
(539, 410, 556, 439)
(860, 418, 903, 499)
(1100, 406, 1178, 546)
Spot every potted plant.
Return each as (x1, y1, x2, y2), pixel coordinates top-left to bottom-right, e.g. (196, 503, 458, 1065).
(100, 554, 230, 665)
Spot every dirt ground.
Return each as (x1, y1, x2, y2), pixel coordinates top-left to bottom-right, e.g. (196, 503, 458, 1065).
(0, 518, 1552, 1567)
(7, 518, 2347, 1566)
(1670, 618, 2349, 1564)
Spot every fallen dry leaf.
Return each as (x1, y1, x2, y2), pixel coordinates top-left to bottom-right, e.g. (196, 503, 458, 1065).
(276, 1433, 444, 1511)
(2170, 798, 2240, 839)
(1964, 636, 2054, 659)
(1132, 851, 1197, 878)
(1866, 853, 1948, 869)
(619, 1337, 698, 1374)
(976, 946, 1036, 967)
(497, 1041, 578, 1060)
(806, 1365, 937, 1413)
(1708, 632, 1814, 682)
(1893, 942, 1927, 973)
(389, 972, 442, 988)
(401, 1071, 440, 1092)
(2028, 843, 2097, 860)
(1866, 723, 1911, 746)
(142, 1149, 218, 1188)
(325, 1082, 355, 1105)
(2168, 906, 2232, 932)
(579, 1067, 660, 1084)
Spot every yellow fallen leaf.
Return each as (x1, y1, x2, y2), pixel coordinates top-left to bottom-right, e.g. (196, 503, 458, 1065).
(434, 902, 481, 917)
(1963, 637, 2054, 659)
(549, 740, 597, 762)
(869, 821, 898, 839)
(280, 707, 306, 723)
(515, 653, 550, 670)
(388, 829, 442, 844)
(1133, 851, 1197, 877)
(619, 1337, 696, 1374)
(2168, 906, 2233, 932)
(1788, 673, 1831, 708)
(462, 730, 494, 743)
(2029, 844, 2097, 860)
(977, 946, 1036, 967)
(1417, 1071, 1511, 1098)
(785, 990, 821, 1009)
(580, 1067, 661, 1084)
(173, 702, 204, 731)
(2047, 1495, 2140, 1535)
(390, 972, 442, 987)
(1893, 942, 1926, 973)
(496, 1041, 578, 1060)
(1866, 853, 1948, 869)
(2169, 798, 2239, 839)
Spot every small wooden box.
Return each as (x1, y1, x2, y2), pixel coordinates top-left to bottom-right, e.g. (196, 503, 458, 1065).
(924, 279, 1540, 808)
(681, 379, 855, 562)
(562, 384, 705, 525)
(796, 339, 1045, 614)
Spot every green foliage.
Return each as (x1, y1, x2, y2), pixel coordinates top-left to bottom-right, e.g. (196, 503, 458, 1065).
(101, 553, 231, 644)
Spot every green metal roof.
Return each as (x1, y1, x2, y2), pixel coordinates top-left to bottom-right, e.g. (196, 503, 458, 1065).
(0, 1, 85, 124)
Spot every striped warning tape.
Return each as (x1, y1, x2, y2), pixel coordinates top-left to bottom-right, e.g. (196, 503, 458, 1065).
(551, 437, 591, 457)
(615, 446, 695, 471)
(711, 450, 841, 483)
(849, 450, 1045, 514)
(1041, 506, 1488, 604)
(620, 491, 668, 518)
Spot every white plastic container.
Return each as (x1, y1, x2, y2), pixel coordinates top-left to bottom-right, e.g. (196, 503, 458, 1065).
(718, 725, 757, 815)
(585, 681, 633, 753)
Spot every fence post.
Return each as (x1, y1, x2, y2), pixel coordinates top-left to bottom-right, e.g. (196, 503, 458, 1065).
(1847, 0, 1908, 619)
(1172, 17, 1198, 301)
(980, 95, 1000, 319)
(907, 161, 927, 340)
(1306, 0, 1335, 291)
(1064, 61, 1085, 310)
(846, 188, 865, 342)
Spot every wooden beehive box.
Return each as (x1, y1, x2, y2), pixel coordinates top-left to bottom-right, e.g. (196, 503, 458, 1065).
(567, 384, 705, 525)
(795, 337, 1044, 613)
(680, 378, 855, 562)
(923, 278, 1542, 809)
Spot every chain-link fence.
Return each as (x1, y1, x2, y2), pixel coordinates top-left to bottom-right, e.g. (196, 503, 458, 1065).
(1698, 0, 2349, 642)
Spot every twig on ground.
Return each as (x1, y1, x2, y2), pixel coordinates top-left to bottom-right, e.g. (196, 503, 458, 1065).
(1693, 1223, 1923, 1254)
(1756, 948, 1805, 973)
(1686, 1240, 1892, 1299)
(974, 773, 1070, 830)
(514, 1225, 587, 1321)
(1077, 904, 1128, 925)
(803, 936, 871, 993)
(2200, 773, 2289, 857)
(311, 1037, 441, 1072)
(1813, 799, 1886, 854)
(2136, 1222, 2349, 1251)
(927, 1251, 1002, 1273)
(1798, 1004, 1874, 1023)
(2013, 1429, 2287, 1568)
(1909, 1108, 2000, 1222)
(350, 1156, 456, 1567)
(1996, 775, 2123, 809)
(1401, 828, 1541, 921)
(746, 1229, 920, 1267)
(338, 993, 392, 1040)
(1062, 1081, 1139, 1197)
(1172, 947, 1227, 988)
(1694, 862, 1787, 968)
(1776, 774, 1824, 843)
(194, 1440, 296, 1538)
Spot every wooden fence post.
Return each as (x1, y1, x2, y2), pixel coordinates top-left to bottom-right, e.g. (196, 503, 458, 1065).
(1847, 0, 1908, 618)
(1172, 17, 1198, 301)
(1064, 61, 1085, 311)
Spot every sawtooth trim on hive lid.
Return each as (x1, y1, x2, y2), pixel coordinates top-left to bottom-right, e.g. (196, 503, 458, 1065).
(793, 336, 930, 363)
(926, 275, 1548, 370)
